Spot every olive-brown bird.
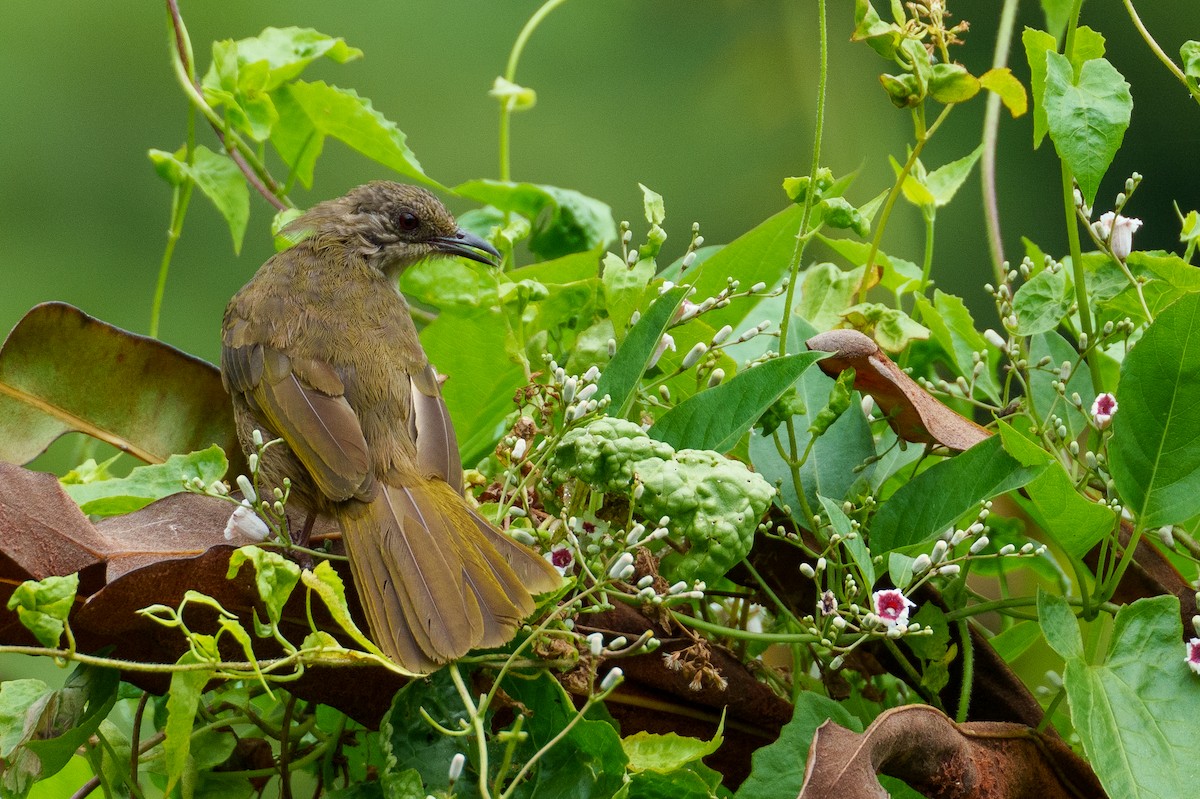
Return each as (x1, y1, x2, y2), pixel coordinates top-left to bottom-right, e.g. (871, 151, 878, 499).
(221, 181, 562, 673)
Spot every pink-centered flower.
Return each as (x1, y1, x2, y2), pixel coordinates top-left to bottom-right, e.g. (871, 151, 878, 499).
(545, 546, 575, 576)
(872, 589, 916, 628)
(1187, 638, 1200, 676)
(1092, 393, 1118, 430)
(1095, 212, 1143, 261)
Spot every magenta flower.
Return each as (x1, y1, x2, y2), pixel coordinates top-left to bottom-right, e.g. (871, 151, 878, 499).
(545, 546, 575, 576)
(1187, 638, 1200, 676)
(872, 589, 916, 628)
(1091, 393, 1118, 429)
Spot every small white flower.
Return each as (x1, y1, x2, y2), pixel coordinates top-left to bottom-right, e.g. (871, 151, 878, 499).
(224, 506, 270, 542)
(872, 589, 917, 629)
(1091, 393, 1118, 429)
(1095, 212, 1143, 261)
(648, 333, 676, 368)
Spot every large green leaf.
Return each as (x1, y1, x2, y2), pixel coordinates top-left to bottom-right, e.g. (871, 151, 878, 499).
(420, 305, 526, 467)
(1043, 51, 1131, 206)
(1029, 331, 1094, 440)
(61, 446, 228, 517)
(272, 81, 437, 189)
(649, 352, 823, 452)
(1111, 292, 1200, 526)
(1042, 593, 1200, 799)
(916, 290, 1000, 403)
(869, 435, 1046, 554)
(0, 303, 243, 472)
(454, 180, 617, 260)
(1012, 266, 1071, 336)
(595, 285, 689, 418)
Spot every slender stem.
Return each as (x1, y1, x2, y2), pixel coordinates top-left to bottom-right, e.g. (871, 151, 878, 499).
(856, 104, 953, 303)
(164, 0, 289, 211)
(981, 0, 1021, 284)
(954, 618, 973, 723)
(449, 664, 492, 799)
(498, 0, 571, 182)
(1122, 0, 1200, 105)
(777, 0, 828, 357)
(919, 208, 936, 293)
(130, 692, 150, 791)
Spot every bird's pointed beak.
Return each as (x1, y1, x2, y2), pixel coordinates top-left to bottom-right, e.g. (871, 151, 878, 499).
(432, 229, 502, 267)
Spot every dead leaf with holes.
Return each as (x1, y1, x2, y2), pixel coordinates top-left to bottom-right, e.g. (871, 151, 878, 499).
(798, 704, 1103, 799)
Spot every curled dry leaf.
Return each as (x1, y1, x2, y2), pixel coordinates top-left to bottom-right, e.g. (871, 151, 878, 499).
(0, 302, 245, 473)
(798, 705, 1104, 799)
(806, 329, 989, 451)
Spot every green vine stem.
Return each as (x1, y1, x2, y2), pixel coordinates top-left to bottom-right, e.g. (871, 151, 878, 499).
(1122, 0, 1200, 105)
(497, 0, 572, 183)
(981, 0, 1021, 284)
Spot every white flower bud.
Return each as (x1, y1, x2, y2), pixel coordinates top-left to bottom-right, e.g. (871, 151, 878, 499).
(236, 475, 257, 504)
(224, 506, 270, 542)
(707, 368, 725, 388)
(448, 753, 466, 782)
(599, 668, 624, 692)
(712, 325, 733, 345)
(587, 632, 603, 657)
(511, 438, 527, 460)
(681, 251, 697, 269)
(799, 563, 816, 579)
(969, 536, 990, 554)
(682, 342, 707, 369)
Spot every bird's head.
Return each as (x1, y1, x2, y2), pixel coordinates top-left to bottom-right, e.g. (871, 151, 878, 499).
(289, 181, 500, 278)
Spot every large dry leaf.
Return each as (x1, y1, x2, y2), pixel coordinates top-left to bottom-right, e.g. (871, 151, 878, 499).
(0, 302, 244, 471)
(806, 329, 989, 451)
(798, 705, 1104, 799)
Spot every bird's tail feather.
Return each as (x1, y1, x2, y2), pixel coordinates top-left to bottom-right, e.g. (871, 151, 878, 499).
(337, 477, 561, 672)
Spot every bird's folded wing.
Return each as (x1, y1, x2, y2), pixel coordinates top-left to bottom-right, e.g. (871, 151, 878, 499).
(408, 362, 463, 490)
(223, 342, 372, 502)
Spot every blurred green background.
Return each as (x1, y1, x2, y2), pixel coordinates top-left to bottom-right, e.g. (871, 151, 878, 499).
(2, 0, 1198, 365)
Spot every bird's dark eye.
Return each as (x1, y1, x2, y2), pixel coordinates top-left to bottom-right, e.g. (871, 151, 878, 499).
(396, 211, 420, 232)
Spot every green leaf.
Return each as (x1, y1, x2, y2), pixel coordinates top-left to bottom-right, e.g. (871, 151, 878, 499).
(201, 27, 361, 94)
(149, 146, 250, 252)
(889, 154, 935, 207)
(1060, 596, 1200, 799)
(301, 561, 390, 660)
(839, 303, 929, 352)
(649, 353, 823, 452)
(1022, 27, 1057, 147)
(923, 144, 984, 207)
(164, 652, 214, 796)
(0, 665, 118, 796)
(61, 445, 227, 516)
(928, 63, 980, 105)
(1043, 51, 1132, 207)
(1181, 40, 1200, 85)
(1070, 26, 1107, 74)
(734, 693, 860, 799)
(504, 674, 628, 799)
(851, 0, 904, 58)
(979, 67, 1028, 117)
(226, 545, 301, 626)
(454, 180, 617, 260)
(420, 304, 526, 465)
(819, 495, 875, 588)
(750, 316, 875, 515)
(989, 621, 1043, 662)
(1029, 331, 1095, 440)
(1039, 0, 1076, 41)
(0, 303, 244, 473)
(870, 436, 1046, 553)
(640, 183, 666, 226)
(1038, 589, 1082, 659)
(1012, 265, 1071, 335)
(273, 81, 437, 190)
(795, 262, 860, 332)
(623, 712, 722, 772)
(603, 253, 656, 334)
(595, 286, 689, 418)
(381, 670, 474, 795)
(1111, 292, 1200, 526)
(1018, 461, 1115, 560)
(916, 290, 1000, 403)
(6, 573, 78, 648)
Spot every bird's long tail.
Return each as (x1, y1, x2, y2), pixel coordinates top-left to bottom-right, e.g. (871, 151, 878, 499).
(336, 476, 562, 673)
